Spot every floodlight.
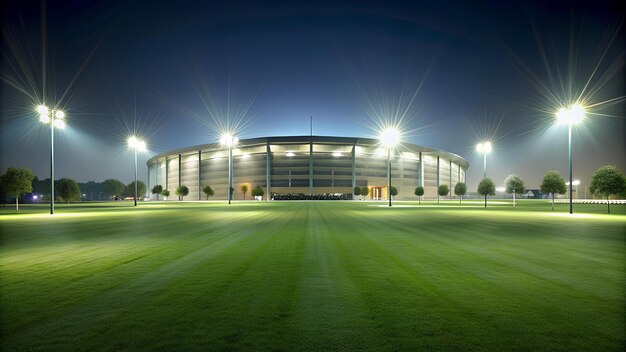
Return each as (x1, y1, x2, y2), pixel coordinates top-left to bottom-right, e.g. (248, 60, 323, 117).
(54, 119, 66, 129)
(332, 152, 342, 157)
(220, 133, 238, 147)
(380, 128, 400, 147)
(137, 140, 147, 152)
(556, 103, 585, 125)
(476, 142, 492, 153)
(55, 110, 65, 119)
(286, 152, 295, 157)
(37, 105, 49, 115)
(128, 136, 138, 147)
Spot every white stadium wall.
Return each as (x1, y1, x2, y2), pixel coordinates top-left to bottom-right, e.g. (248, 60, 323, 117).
(147, 136, 469, 201)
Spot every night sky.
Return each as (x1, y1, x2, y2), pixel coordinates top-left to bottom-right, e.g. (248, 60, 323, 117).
(1, 0, 624, 192)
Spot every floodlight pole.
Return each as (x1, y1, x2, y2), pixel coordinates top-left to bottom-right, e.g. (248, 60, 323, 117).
(483, 151, 487, 179)
(134, 147, 138, 206)
(388, 147, 392, 207)
(228, 145, 233, 205)
(568, 123, 573, 214)
(50, 117, 55, 214)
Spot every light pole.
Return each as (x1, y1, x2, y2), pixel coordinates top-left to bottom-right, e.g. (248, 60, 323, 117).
(128, 136, 147, 206)
(476, 141, 492, 179)
(37, 105, 66, 215)
(220, 133, 239, 204)
(556, 103, 585, 214)
(380, 128, 400, 207)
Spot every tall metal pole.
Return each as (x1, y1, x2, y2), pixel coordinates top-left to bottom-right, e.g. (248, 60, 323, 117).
(228, 145, 233, 204)
(568, 123, 573, 214)
(50, 115, 54, 215)
(134, 147, 138, 206)
(388, 148, 392, 207)
(483, 152, 487, 179)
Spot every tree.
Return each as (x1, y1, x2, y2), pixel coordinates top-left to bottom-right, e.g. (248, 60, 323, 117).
(126, 181, 147, 200)
(504, 174, 525, 207)
(589, 165, 626, 214)
(414, 186, 424, 204)
(477, 178, 496, 208)
(103, 179, 126, 200)
(32, 176, 51, 200)
(57, 178, 81, 203)
(202, 185, 214, 200)
(437, 184, 449, 203)
(161, 189, 170, 199)
(251, 185, 264, 199)
(176, 185, 189, 201)
(240, 184, 249, 200)
(454, 182, 467, 204)
(151, 185, 163, 201)
(353, 186, 361, 198)
(540, 171, 567, 211)
(360, 186, 369, 201)
(0, 167, 34, 212)
(390, 186, 398, 197)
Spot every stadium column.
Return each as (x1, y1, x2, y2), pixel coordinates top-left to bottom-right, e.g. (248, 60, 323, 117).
(449, 159, 452, 200)
(198, 150, 201, 200)
(178, 154, 182, 201)
(309, 140, 313, 193)
(165, 157, 169, 192)
(266, 141, 271, 200)
(351, 144, 356, 190)
(419, 151, 423, 187)
(436, 155, 440, 202)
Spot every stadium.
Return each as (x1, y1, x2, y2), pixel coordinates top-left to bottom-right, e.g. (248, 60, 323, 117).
(146, 136, 469, 200)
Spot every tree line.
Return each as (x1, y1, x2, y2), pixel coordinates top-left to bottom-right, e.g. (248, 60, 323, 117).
(1, 165, 624, 213)
(147, 183, 265, 201)
(354, 166, 626, 213)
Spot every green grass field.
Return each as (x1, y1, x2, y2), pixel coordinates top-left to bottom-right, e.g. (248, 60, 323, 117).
(1, 200, 624, 351)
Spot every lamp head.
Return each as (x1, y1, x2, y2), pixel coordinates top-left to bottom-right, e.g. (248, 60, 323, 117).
(380, 128, 400, 147)
(476, 141, 492, 153)
(556, 103, 585, 125)
(37, 105, 49, 115)
(128, 136, 138, 148)
(220, 133, 238, 147)
(53, 119, 66, 129)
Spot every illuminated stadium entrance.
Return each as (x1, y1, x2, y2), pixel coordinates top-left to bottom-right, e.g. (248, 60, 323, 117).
(370, 186, 386, 200)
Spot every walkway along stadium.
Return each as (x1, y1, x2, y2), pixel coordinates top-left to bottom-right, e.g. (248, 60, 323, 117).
(147, 136, 469, 200)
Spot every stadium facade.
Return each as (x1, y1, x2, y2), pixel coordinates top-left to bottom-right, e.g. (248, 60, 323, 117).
(146, 136, 469, 200)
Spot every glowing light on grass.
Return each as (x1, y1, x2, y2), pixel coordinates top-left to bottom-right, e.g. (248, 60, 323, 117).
(332, 152, 342, 157)
(285, 152, 295, 157)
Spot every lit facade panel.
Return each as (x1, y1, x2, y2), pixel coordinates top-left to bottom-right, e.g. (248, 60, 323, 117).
(147, 136, 468, 200)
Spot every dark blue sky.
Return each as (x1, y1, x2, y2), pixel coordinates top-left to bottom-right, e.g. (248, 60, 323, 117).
(1, 0, 624, 190)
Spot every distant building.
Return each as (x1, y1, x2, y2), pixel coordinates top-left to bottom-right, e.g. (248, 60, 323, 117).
(524, 189, 543, 199)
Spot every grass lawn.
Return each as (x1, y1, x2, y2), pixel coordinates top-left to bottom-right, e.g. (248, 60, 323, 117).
(1, 200, 624, 351)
